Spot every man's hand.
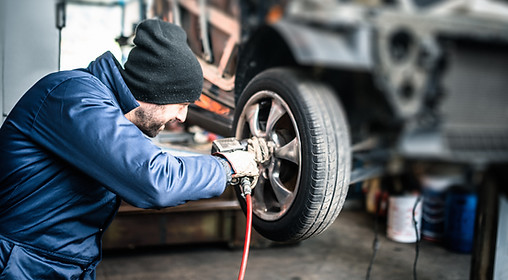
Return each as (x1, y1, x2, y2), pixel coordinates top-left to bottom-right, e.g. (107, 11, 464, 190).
(219, 150, 258, 178)
(247, 137, 272, 164)
(215, 150, 259, 188)
(212, 137, 273, 188)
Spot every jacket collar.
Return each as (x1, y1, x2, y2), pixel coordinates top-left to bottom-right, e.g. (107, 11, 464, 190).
(86, 51, 139, 114)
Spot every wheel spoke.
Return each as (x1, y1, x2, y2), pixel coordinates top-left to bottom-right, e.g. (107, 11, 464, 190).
(274, 137, 300, 164)
(269, 163, 294, 208)
(244, 103, 262, 137)
(265, 99, 286, 135)
(253, 176, 266, 208)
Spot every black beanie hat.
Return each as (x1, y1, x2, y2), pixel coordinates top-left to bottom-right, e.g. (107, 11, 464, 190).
(121, 19, 203, 104)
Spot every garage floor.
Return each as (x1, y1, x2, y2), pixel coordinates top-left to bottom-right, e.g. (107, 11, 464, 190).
(96, 204, 471, 280)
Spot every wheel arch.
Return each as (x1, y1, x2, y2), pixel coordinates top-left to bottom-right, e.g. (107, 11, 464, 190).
(234, 19, 375, 102)
(234, 20, 397, 142)
(234, 23, 297, 103)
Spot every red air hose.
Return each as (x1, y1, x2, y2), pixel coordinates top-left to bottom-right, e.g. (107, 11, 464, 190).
(238, 193, 253, 280)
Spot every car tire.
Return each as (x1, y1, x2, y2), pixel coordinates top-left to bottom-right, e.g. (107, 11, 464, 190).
(233, 67, 351, 242)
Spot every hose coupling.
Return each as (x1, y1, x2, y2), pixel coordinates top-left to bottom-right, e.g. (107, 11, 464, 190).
(240, 177, 252, 197)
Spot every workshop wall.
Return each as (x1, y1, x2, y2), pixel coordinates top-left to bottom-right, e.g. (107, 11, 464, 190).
(0, 0, 59, 124)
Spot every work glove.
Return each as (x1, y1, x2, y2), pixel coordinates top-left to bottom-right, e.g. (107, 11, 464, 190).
(215, 150, 259, 187)
(247, 137, 272, 164)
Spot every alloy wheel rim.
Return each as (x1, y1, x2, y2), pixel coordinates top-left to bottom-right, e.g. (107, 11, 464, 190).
(235, 90, 302, 221)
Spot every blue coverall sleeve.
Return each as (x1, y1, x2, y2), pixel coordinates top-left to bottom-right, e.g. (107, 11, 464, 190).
(29, 77, 227, 209)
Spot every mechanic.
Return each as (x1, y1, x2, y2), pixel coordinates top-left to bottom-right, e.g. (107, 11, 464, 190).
(0, 19, 261, 279)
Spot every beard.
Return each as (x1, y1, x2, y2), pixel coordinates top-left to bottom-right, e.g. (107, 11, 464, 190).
(134, 106, 167, 138)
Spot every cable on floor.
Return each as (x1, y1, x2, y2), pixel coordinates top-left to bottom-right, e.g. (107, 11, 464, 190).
(366, 199, 381, 280)
(412, 195, 422, 280)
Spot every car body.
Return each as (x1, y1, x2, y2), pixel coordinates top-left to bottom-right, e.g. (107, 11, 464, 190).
(150, 0, 508, 242)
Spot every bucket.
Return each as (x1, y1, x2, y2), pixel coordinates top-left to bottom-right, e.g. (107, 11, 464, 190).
(444, 189, 477, 253)
(387, 194, 423, 243)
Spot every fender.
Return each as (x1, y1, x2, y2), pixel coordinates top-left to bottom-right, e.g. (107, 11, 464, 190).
(274, 20, 373, 70)
(235, 19, 373, 98)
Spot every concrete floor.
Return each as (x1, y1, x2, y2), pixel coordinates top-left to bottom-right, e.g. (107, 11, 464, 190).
(96, 206, 471, 280)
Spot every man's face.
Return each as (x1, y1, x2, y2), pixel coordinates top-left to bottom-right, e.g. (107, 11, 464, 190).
(129, 101, 189, 137)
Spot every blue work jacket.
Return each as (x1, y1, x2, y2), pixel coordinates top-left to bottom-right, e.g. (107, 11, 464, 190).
(0, 52, 227, 279)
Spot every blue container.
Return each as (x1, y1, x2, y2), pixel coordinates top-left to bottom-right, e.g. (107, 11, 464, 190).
(422, 188, 447, 241)
(444, 190, 478, 253)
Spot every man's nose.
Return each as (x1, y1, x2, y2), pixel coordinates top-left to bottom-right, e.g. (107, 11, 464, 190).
(176, 106, 188, 123)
